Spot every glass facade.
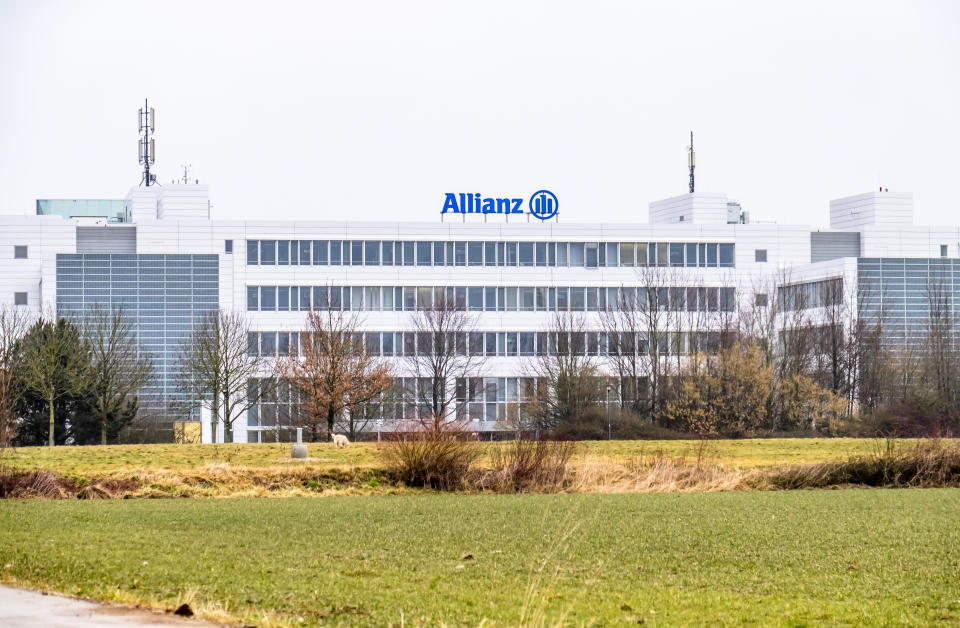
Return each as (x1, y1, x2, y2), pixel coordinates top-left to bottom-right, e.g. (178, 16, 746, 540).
(858, 258, 960, 348)
(246, 240, 736, 269)
(55, 254, 219, 412)
(37, 199, 131, 223)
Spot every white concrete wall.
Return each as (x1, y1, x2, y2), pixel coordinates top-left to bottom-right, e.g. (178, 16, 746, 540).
(649, 193, 729, 225)
(829, 191, 913, 229)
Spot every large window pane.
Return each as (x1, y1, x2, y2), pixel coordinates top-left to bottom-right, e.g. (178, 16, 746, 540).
(434, 242, 445, 266)
(468, 241, 483, 266)
(484, 242, 496, 267)
(365, 241, 380, 265)
(247, 240, 259, 265)
(670, 243, 684, 267)
(403, 241, 414, 266)
(247, 286, 258, 310)
(260, 240, 276, 265)
(719, 243, 735, 267)
(416, 241, 431, 266)
(569, 243, 585, 267)
(277, 240, 289, 265)
(330, 241, 341, 265)
(382, 241, 393, 265)
(351, 241, 363, 265)
(313, 241, 328, 265)
(519, 242, 534, 267)
(260, 286, 276, 311)
(535, 242, 546, 266)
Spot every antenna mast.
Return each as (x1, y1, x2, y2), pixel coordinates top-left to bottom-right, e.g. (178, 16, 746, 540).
(181, 164, 192, 184)
(138, 99, 156, 186)
(687, 131, 695, 194)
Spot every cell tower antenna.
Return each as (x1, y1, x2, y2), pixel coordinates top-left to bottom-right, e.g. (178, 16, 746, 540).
(181, 164, 192, 184)
(138, 99, 156, 186)
(687, 131, 695, 194)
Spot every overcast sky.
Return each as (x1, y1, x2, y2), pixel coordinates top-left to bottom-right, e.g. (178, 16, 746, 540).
(1, 1, 958, 227)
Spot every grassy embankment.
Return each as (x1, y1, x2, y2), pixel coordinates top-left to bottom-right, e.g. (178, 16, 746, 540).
(2, 438, 958, 498)
(1, 490, 958, 626)
(0, 438, 914, 497)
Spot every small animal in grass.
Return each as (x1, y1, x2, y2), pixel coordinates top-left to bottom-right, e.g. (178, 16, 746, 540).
(331, 433, 350, 448)
(470, 432, 480, 441)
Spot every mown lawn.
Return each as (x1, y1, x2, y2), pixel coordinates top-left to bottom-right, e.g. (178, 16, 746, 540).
(1, 438, 922, 477)
(1, 490, 958, 626)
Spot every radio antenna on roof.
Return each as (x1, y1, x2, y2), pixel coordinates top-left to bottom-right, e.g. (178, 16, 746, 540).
(687, 131, 695, 194)
(138, 99, 156, 186)
(181, 164, 192, 184)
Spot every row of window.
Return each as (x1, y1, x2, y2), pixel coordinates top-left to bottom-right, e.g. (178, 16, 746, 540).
(247, 329, 728, 358)
(246, 239, 737, 269)
(778, 278, 843, 311)
(246, 285, 737, 313)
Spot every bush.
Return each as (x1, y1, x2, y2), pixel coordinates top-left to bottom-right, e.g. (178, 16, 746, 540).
(479, 437, 577, 492)
(380, 423, 480, 490)
(766, 439, 960, 489)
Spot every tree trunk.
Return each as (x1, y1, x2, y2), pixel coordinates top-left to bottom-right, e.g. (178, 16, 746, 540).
(101, 415, 107, 446)
(224, 422, 233, 443)
(210, 397, 219, 444)
(327, 407, 336, 439)
(48, 391, 55, 447)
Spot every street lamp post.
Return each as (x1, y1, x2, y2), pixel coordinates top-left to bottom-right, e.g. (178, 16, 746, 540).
(606, 384, 612, 440)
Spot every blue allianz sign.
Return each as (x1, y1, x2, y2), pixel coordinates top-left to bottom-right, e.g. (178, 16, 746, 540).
(442, 190, 559, 220)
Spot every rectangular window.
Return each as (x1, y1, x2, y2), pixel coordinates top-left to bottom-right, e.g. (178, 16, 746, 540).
(520, 287, 534, 311)
(313, 241, 328, 265)
(685, 243, 697, 267)
(314, 286, 328, 310)
(485, 287, 497, 312)
(403, 241, 414, 266)
(569, 243, 585, 267)
(224, 240, 233, 254)
(506, 242, 518, 266)
(719, 243, 735, 267)
(548, 242, 556, 266)
(247, 286, 258, 311)
(290, 241, 300, 265)
(416, 241, 431, 266)
(707, 243, 718, 267)
(755, 249, 767, 263)
(468, 286, 483, 311)
(246, 240, 258, 265)
(755, 293, 768, 307)
(570, 287, 585, 310)
(468, 241, 483, 266)
(277, 286, 289, 311)
(556, 287, 569, 311)
(298, 240, 310, 265)
(941, 245, 948, 257)
(351, 241, 363, 266)
(260, 286, 276, 311)
(403, 287, 415, 311)
(497, 242, 506, 266)
(260, 240, 276, 265)
(247, 332, 259, 356)
(445, 242, 454, 266)
(299, 287, 311, 311)
(14, 292, 27, 306)
(381, 241, 394, 265)
(585, 243, 598, 268)
(365, 241, 380, 265)
(277, 240, 289, 265)
(519, 242, 534, 267)
(454, 242, 466, 266)
(330, 241, 342, 265)
(670, 243, 684, 267)
(656, 243, 669, 267)
(484, 242, 496, 267)
(720, 287, 736, 311)
(505, 287, 518, 311)
(261, 332, 276, 356)
(535, 242, 547, 266)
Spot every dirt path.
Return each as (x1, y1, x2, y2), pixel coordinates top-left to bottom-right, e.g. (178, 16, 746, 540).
(0, 586, 223, 627)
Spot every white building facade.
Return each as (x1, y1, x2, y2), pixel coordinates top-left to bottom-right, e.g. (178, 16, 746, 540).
(2, 185, 957, 442)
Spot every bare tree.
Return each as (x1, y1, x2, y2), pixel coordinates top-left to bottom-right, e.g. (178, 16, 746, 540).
(179, 310, 271, 443)
(83, 305, 152, 445)
(405, 295, 486, 429)
(527, 311, 604, 434)
(17, 317, 90, 446)
(0, 306, 30, 448)
(277, 308, 392, 441)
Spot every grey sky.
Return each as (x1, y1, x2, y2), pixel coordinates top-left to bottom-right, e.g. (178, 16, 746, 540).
(1, 1, 958, 227)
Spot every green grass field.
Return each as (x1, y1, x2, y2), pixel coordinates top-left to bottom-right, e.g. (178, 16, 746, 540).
(1, 490, 958, 626)
(1, 438, 916, 476)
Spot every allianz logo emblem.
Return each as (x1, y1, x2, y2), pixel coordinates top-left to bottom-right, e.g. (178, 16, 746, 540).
(441, 190, 559, 220)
